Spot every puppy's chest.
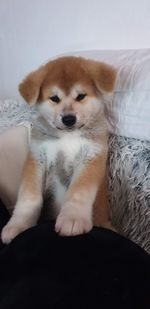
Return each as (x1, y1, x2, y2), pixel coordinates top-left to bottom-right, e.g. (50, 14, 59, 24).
(45, 140, 76, 188)
(44, 135, 93, 174)
(34, 134, 100, 187)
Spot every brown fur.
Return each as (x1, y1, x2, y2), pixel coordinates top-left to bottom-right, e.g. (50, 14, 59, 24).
(19, 56, 116, 230)
(1, 56, 117, 244)
(19, 56, 116, 104)
(21, 153, 43, 199)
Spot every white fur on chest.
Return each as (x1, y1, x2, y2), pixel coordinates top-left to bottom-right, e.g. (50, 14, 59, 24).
(45, 134, 84, 164)
(31, 131, 103, 167)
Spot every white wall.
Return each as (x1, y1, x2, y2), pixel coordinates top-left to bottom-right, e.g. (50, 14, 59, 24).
(0, 0, 150, 99)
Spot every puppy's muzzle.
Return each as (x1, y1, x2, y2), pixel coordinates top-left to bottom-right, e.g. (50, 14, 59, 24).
(62, 114, 76, 127)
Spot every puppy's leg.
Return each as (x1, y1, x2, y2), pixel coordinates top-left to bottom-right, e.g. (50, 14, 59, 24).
(1, 153, 44, 244)
(55, 155, 107, 236)
(93, 172, 116, 231)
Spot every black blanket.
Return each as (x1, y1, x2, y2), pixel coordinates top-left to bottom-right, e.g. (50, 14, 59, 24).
(0, 200, 150, 309)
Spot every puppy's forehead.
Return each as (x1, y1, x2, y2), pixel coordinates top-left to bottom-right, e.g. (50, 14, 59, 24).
(43, 57, 93, 94)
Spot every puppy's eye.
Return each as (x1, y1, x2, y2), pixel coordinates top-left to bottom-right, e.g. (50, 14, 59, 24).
(50, 95, 60, 103)
(76, 93, 87, 102)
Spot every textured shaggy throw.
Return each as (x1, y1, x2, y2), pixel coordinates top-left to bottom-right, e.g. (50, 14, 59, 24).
(0, 99, 150, 254)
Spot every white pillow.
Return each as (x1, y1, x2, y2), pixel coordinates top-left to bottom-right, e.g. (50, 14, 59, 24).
(64, 49, 150, 141)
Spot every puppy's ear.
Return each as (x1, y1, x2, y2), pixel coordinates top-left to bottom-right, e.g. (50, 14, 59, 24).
(89, 61, 117, 94)
(19, 66, 46, 105)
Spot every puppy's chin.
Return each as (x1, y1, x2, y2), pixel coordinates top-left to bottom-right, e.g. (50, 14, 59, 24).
(56, 124, 85, 131)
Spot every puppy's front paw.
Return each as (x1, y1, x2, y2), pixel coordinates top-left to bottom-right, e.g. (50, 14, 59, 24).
(1, 221, 28, 244)
(55, 205, 92, 236)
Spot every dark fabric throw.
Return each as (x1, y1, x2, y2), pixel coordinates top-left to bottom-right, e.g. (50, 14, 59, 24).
(0, 200, 149, 309)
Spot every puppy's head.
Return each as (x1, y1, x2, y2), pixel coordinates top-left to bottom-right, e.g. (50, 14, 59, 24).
(19, 56, 116, 131)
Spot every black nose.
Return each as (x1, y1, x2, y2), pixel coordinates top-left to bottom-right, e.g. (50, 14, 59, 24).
(62, 114, 76, 127)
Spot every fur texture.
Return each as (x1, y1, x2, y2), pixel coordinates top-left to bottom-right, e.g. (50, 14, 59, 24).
(1, 56, 116, 244)
(108, 135, 150, 253)
(0, 100, 150, 254)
